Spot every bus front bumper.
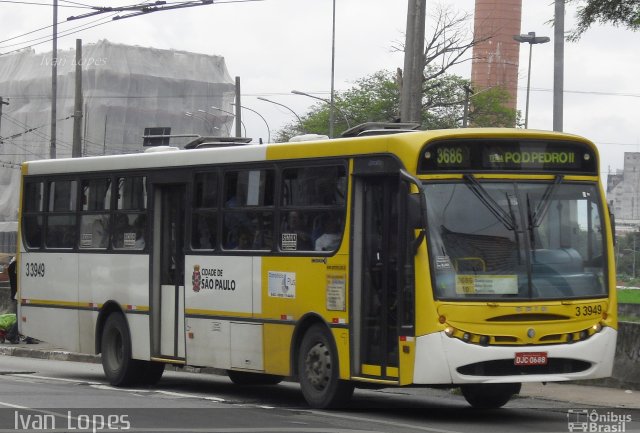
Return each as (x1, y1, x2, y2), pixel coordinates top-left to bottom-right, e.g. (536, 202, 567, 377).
(412, 327, 617, 385)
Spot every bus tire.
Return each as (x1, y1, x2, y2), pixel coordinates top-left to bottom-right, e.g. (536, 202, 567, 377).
(460, 383, 521, 409)
(298, 324, 354, 409)
(137, 361, 165, 386)
(227, 370, 283, 385)
(101, 312, 139, 387)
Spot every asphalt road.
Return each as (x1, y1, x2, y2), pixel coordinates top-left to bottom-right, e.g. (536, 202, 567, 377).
(0, 356, 638, 433)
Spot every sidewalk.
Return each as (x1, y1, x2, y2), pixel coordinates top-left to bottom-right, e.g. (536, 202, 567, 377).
(1, 340, 638, 409)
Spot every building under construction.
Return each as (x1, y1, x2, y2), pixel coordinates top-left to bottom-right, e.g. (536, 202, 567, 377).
(0, 40, 235, 226)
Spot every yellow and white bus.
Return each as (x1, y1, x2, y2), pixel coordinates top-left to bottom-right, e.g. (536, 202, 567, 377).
(17, 126, 616, 409)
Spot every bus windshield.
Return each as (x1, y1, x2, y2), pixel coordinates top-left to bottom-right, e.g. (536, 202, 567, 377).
(424, 179, 607, 300)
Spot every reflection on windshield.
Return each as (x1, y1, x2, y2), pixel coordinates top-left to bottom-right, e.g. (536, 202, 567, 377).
(425, 181, 607, 300)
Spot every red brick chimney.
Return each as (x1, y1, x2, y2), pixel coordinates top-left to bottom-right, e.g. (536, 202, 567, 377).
(471, 0, 523, 110)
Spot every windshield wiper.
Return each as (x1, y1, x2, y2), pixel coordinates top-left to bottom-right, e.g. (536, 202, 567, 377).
(530, 175, 564, 229)
(463, 174, 516, 231)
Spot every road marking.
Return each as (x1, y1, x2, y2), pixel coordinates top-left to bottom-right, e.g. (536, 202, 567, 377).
(89, 384, 228, 403)
(11, 373, 102, 385)
(0, 401, 28, 409)
(154, 389, 226, 402)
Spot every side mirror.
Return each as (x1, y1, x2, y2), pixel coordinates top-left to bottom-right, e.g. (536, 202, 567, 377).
(609, 208, 616, 245)
(408, 193, 423, 229)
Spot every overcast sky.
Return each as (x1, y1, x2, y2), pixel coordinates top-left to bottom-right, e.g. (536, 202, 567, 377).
(2, 0, 639, 181)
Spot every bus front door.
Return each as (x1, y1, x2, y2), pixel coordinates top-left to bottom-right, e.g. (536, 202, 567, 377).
(352, 176, 404, 382)
(151, 184, 186, 362)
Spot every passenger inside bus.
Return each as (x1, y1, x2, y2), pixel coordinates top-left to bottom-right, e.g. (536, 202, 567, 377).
(314, 215, 341, 251)
(282, 211, 312, 250)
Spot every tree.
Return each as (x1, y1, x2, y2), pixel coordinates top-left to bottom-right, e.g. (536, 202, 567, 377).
(274, 70, 518, 142)
(274, 71, 399, 142)
(468, 86, 519, 127)
(567, 0, 640, 41)
(616, 232, 640, 281)
(396, 3, 491, 122)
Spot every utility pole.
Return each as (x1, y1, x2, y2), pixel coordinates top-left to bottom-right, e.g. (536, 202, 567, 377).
(50, 0, 58, 159)
(0, 97, 8, 145)
(234, 77, 242, 138)
(553, 0, 564, 132)
(72, 39, 83, 158)
(329, 0, 336, 138)
(400, 0, 426, 123)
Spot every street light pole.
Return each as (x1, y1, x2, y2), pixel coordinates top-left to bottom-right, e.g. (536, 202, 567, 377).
(232, 103, 270, 144)
(207, 107, 245, 137)
(513, 32, 550, 129)
(634, 234, 637, 279)
(185, 111, 218, 135)
(257, 97, 305, 133)
(291, 90, 350, 134)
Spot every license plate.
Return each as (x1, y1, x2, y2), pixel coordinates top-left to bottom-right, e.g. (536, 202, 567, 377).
(514, 351, 548, 366)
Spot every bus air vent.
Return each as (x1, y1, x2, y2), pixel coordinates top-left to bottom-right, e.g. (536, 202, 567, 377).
(486, 313, 570, 322)
(457, 358, 591, 376)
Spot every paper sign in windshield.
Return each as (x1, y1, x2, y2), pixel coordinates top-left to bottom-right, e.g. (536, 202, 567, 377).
(455, 275, 518, 295)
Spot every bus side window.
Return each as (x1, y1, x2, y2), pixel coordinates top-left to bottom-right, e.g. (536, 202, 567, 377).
(223, 169, 274, 251)
(45, 180, 77, 249)
(191, 172, 218, 250)
(22, 181, 44, 249)
(279, 164, 347, 253)
(80, 214, 109, 249)
(79, 178, 111, 250)
(113, 176, 147, 250)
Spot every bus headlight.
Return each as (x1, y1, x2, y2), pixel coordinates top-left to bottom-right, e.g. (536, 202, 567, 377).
(592, 323, 602, 333)
(444, 327, 454, 337)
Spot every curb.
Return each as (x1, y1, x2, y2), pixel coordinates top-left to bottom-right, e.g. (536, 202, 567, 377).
(0, 345, 100, 364)
(0, 344, 224, 375)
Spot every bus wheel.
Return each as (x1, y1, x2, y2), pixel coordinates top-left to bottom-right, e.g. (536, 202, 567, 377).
(101, 313, 139, 387)
(137, 361, 165, 386)
(298, 324, 354, 409)
(228, 371, 283, 385)
(460, 383, 521, 409)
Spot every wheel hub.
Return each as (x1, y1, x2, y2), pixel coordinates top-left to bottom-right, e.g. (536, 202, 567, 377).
(305, 342, 331, 390)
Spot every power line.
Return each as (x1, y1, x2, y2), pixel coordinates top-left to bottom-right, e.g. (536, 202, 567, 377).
(524, 86, 640, 99)
(0, 112, 75, 151)
(0, 13, 115, 51)
(1, 0, 261, 55)
(0, 0, 91, 7)
(59, 0, 95, 7)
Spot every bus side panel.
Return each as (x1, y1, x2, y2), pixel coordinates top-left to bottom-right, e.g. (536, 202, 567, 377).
(184, 318, 231, 368)
(261, 254, 350, 379)
(19, 252, 80, 352)
(127, 314, 151, 360)
(183, 255, 260, 369)
(78, 253, 150, 359)
(263, 323, 294, 376)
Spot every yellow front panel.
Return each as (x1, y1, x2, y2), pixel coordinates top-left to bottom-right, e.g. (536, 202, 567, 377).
(398, 340, 415, 385)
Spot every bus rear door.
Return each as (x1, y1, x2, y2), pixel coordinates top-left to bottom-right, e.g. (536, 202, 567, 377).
(150, 182, 187, 362)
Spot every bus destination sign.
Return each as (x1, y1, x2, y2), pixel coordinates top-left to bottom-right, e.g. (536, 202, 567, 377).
(419, 139, 597, 174)
(484, 148, 580, 170)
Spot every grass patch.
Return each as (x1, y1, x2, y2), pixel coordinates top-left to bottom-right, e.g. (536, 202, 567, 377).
(619, 315, 640, 323)
(618, 289, 640, 304)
